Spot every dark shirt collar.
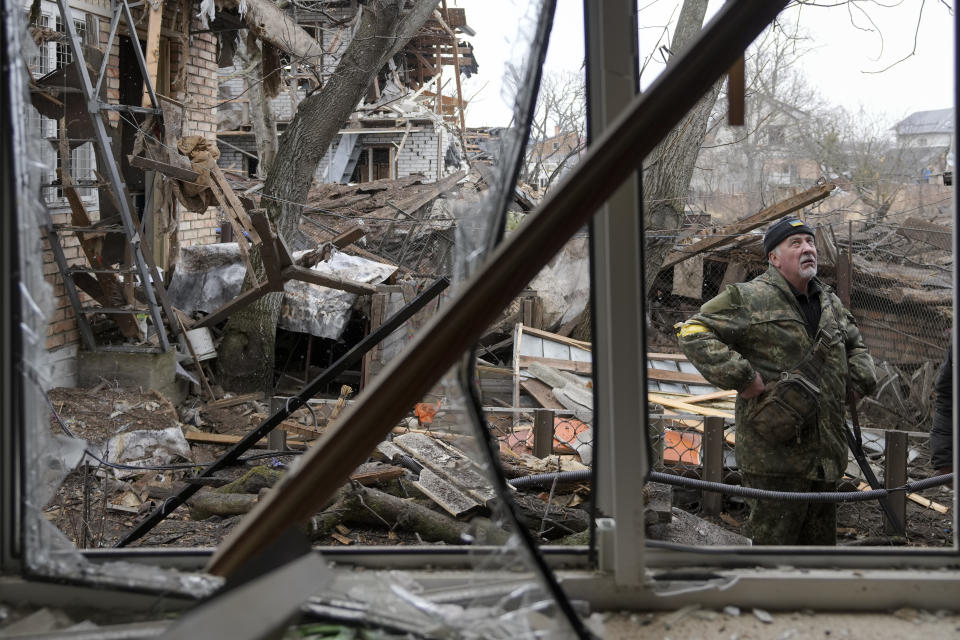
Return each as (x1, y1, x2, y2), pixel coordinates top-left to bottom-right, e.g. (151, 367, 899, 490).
(785, 277, 821, 300)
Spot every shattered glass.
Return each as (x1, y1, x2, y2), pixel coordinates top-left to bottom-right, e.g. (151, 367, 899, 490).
(12, 9, 222, 598)
(12, 0, 594, 633)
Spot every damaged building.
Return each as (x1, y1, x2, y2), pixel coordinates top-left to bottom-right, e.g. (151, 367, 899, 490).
(2, 0, 959, 638)
(214, 2, 476, 183)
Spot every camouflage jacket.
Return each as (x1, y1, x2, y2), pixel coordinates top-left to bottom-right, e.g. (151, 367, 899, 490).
(676, 266, 877, 480)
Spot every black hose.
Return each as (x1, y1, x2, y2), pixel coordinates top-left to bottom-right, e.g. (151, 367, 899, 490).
(509, 470, 591, 489)
(508, 469, 955, 503)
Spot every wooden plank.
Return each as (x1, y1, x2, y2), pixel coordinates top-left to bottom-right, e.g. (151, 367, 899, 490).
(205, 174, 260, 286)
(521, 325, 592, 351)
(128, 154, 200, 182)
(194, 283, 273, 328)
(520, 379, 565, 410)
(331, 533, 352, 545)
(185, 431, 307, 449)
(276, 420, 324, 439)
(857, 482, 948, 515)
(646, 368, 709, 385)
(202, 392, 264, 410)
(362, 292, 386, 389)
(477, 364, 513, 377)
(676, 389, 736, 404)
(413, 468, 482, 518)
(349, 465, 406, 486)
(249, 211, 284, 288)
(647, 353, 688, 361)
(282, 265, 377, 295)
(207, 164, 259, 241)
(661, 181, 835, 269)
(648, 393, 732, 419)
(518, 355, 592, 375)
(906, 492, 950, 514)
(331, 226, 366, 248)
(141, 0, 163, 107)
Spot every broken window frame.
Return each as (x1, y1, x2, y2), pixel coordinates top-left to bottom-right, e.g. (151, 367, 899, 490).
(1, 0, 958, 617)
(587, 0, 959, 588)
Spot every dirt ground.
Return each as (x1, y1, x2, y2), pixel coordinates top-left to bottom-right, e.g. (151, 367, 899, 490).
(40, 384, 955, 551)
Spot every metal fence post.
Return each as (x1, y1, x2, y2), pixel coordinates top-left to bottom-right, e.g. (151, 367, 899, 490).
(884, 430, 908, 535)
(702, 416, 725, 515)
(533, 409, 555, 459)
(269, 397, 288, 452)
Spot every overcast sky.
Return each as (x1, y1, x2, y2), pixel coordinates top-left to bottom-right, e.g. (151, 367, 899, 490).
(453, 0, 954, 129)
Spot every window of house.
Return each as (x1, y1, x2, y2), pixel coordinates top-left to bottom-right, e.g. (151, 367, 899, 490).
(2, 0, 958, 629)
(28, 4, 97, 207)
(766, 125, 786, 145)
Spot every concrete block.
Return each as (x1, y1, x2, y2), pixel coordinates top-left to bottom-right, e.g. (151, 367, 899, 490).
(77, 348, 185, 404)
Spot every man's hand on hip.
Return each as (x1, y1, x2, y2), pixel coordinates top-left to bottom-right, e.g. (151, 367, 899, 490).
(740, 372, 765, 399)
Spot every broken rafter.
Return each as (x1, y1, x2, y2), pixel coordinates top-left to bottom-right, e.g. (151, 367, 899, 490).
(128, 154, 201, 182)
(194, 212, 376, 327)
(219, 0, 322, 61)
(661, 181, 836, 269)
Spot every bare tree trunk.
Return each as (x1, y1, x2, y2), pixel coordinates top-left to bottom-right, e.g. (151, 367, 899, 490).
(217, 0, 438, 392)
(642, 0, 721, 295)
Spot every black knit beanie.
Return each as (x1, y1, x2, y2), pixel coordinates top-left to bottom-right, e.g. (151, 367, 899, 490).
(763, 217, 815, 256)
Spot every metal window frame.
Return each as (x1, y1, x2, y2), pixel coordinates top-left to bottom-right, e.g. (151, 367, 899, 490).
(1, 0, 959, 617)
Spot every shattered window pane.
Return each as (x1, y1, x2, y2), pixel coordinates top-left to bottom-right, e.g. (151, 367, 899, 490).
(15, 0, 596, 633)
(645, 0, 956, 550)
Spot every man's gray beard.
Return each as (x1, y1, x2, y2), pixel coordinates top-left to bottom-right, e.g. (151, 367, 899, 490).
(799, 263, 818, 279)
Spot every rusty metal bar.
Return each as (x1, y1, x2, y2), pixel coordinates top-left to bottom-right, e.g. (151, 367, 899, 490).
(702, 416, 725, 515)
(207, 0, 791, 577)
(534, 409, 555, 459)
(884, 430, 908, 536)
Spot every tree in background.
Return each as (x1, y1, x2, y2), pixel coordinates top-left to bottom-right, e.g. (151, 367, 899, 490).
(800, 105, 910, 226)
(692, 20, 824, 215)
(521, 70, 586, 193)
(641, 0, 719, 295)
(217, 0, 438, 392)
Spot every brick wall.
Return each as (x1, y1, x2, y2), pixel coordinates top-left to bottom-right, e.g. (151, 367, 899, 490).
(313, 125, 462, 184)
(170, 9, 218, 247)
(41, 222, 83, 352)
(216, 133, 258, 175)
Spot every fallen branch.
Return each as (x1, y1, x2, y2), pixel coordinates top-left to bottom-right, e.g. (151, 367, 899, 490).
(309, 485, 509, 545)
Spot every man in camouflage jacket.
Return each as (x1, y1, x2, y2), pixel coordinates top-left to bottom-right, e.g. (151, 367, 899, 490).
(676, 217, 877, 545)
